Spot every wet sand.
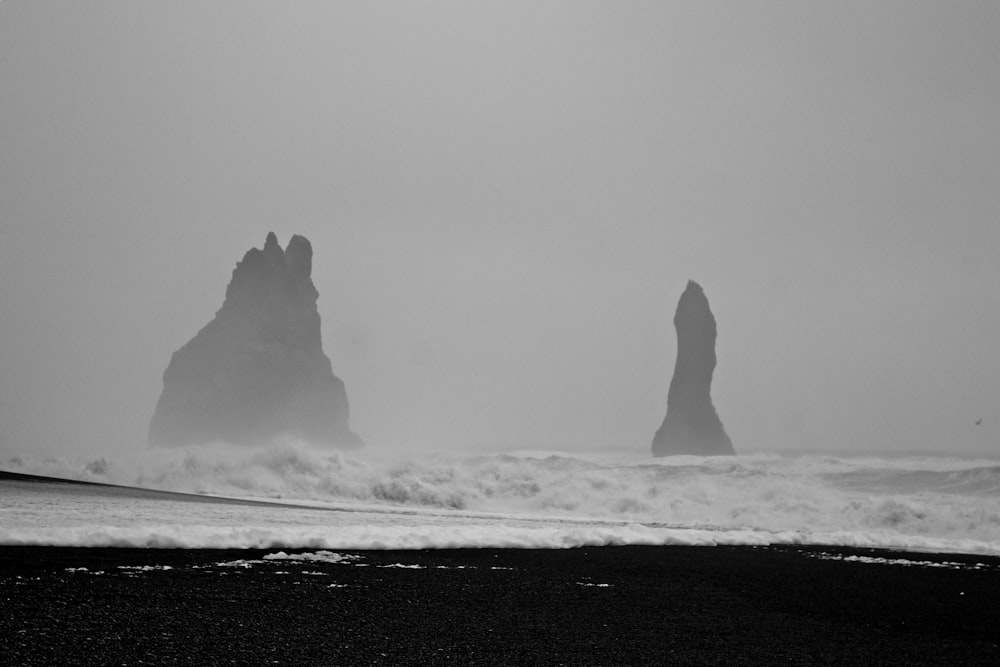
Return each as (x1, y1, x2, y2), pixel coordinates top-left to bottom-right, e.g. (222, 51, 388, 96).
(2, 544, 998, 665)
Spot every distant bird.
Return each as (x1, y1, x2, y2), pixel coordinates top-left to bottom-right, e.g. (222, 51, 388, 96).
(975, 418, 982, 426)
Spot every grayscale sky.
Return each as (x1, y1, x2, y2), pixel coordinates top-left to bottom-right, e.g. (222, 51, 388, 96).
(1, 1, 998, 457)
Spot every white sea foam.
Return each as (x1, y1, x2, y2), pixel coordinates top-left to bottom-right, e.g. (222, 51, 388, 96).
(807, 553, 992, 570)
(2, 442, 999, 554)
(263, 550, 360, 564)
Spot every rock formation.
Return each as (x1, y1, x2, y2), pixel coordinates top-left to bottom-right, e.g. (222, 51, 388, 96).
(652, 280, 734, 456)
(149, 232, 362, 448)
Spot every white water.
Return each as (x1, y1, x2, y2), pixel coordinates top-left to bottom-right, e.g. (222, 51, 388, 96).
(2, 442, 999, 554)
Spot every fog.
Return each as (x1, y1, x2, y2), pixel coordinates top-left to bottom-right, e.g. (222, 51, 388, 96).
(2, 1, 998, 459)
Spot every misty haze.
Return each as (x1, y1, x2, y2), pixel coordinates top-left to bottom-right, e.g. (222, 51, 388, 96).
(2, 2, 999, 664)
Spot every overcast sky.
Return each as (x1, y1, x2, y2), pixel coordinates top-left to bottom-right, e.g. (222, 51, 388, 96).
(2, 1, 998, 458)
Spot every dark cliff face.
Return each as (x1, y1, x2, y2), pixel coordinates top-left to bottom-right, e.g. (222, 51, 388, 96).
(149, 232, 362, 448)
(652, 280, 734, 456)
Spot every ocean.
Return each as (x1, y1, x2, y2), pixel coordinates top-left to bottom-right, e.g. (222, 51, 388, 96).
(2, 442, 999, 555)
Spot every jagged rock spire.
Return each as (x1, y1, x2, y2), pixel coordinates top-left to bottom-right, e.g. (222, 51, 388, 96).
(652, 280, 734, 456)
(149, 233, 362, 448)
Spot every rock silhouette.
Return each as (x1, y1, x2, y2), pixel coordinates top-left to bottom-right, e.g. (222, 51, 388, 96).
(652, 280, 734, 456)
(149, 232, 362, 448)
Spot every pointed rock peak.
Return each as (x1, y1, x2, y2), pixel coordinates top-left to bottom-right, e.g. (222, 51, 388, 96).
(285, 234, 313, 280)
(259, 231, 287, 273)
(675, 280, 715, 329)
(261, 232, 285, 265)
(679, 281, 709, 308)
(684, 280, 703, 294)
(264, 231, 280, 251)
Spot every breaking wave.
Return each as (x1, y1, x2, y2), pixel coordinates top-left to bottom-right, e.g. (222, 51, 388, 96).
(3, 442, 1000, 553)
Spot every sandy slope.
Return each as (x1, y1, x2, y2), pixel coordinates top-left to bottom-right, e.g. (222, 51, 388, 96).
(0, 469, 314, 508)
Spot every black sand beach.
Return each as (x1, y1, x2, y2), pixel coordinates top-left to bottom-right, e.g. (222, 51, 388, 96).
(2, 544, 998, 665)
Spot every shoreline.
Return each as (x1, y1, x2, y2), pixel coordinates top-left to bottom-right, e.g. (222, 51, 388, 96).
(3, 544, 998, 665)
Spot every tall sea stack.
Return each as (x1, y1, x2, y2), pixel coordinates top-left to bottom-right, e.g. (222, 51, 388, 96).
(652, 280, 734, 456)
(149, 232, 362, 448)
